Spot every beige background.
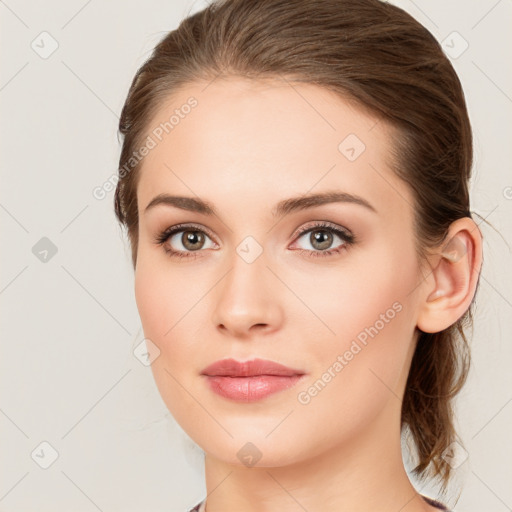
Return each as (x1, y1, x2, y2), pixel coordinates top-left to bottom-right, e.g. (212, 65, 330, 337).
(1, 0, 511, 510)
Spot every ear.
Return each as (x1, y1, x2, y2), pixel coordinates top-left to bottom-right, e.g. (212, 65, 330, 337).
(416, 217, 483, 334)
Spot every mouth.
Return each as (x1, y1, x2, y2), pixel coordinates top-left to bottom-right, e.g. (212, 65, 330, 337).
(201, 357, 305, 377)
(200, 358, 306, 402)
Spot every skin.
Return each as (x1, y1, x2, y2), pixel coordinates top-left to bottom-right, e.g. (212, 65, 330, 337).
(133, 77, 482, 512)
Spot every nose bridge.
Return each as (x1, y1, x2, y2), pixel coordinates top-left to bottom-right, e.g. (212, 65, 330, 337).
(212, 238, 281, 335)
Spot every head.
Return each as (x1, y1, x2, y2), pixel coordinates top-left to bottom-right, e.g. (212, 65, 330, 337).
(114, 0, 482, 493)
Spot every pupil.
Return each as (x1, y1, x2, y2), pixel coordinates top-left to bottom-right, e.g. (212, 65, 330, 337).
(312, 230, 332, 250)
(183, 231, 203, 250)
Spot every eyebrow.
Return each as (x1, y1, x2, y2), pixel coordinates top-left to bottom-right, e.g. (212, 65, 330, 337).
(143, 191, 377, 218)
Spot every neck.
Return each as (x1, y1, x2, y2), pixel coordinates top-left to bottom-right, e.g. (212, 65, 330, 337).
(201, 404, 433, 512)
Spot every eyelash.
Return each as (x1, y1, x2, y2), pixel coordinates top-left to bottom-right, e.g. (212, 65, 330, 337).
(153, 221, 355, 260)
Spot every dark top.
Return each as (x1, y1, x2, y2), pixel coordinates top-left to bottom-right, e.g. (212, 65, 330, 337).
(187, 494, 451, 511)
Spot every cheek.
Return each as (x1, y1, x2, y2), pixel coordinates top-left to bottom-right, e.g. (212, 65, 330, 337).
(134, 249, 203, 339)
(134, 261, 170, 339)
(133, 251, 217, 363)
(301, 243, 418, 344)
(299, 246, 420, 422)
(134, 257, 193, 382)
(134, 258, 207, 425)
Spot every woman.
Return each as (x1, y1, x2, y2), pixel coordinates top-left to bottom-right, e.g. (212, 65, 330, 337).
(114, 0, 483, 510)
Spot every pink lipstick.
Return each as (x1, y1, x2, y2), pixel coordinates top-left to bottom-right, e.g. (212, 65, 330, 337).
(201, 358, 306, 402)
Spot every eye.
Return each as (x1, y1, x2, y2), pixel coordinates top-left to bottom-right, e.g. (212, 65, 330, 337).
(153, 223, 217, 259)
(291, 221, 355, 258)
(154, 221, 355, 260)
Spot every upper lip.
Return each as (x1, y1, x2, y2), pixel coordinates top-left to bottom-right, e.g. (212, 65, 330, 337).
(201, 358, 305, 377)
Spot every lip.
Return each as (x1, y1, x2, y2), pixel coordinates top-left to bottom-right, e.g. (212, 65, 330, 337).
(201, 358, 304, 377)
(201, 358, 306, 403)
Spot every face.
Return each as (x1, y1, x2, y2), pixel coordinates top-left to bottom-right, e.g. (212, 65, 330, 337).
(134, 77, 425, 467)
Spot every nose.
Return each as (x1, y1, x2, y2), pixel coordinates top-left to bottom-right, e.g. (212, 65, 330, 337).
(211, 246, 284, 339)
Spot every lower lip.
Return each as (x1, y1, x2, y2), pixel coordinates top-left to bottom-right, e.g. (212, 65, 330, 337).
(203, 375, 304, 402)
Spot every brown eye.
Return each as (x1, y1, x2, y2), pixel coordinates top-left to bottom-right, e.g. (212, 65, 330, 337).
(293, 223, 353, 255)
(154, 223, 217, 259)
(289, 221, 356, 259)
(167, 229, 215, 253)
(181, 230, 206, 251)
(308, 229, 334, 251)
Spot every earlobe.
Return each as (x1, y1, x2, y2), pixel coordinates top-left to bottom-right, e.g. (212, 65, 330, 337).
(417, 218, 482, 334)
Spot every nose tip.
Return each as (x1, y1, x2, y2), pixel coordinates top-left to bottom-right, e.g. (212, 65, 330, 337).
(211, 253, 283, 337)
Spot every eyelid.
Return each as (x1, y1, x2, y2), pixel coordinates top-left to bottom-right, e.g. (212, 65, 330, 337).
(292, 220, 353, 239)
(155, 220, 352, 245)
(154, 222, 218, 245)
(154, 219, 355, 259)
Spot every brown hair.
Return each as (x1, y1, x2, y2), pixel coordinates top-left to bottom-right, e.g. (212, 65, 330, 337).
(114, 0, 479, 494)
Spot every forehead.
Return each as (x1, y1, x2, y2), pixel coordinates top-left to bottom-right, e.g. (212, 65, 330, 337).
(136, 76, 412, 221)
